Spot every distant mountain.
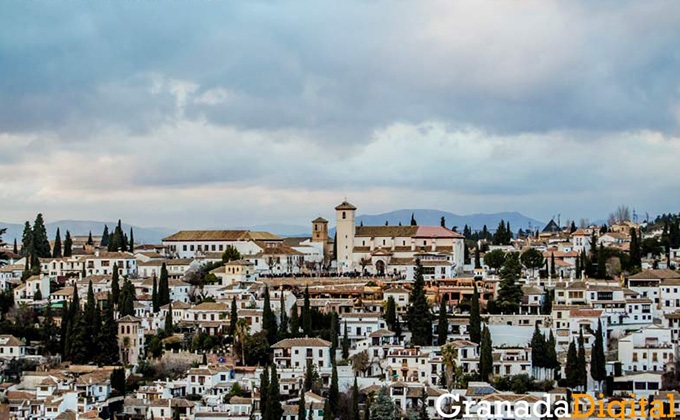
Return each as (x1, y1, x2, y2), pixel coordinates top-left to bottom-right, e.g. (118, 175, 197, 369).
(0, 220, 175, 245)
(331, 209, 545, 234)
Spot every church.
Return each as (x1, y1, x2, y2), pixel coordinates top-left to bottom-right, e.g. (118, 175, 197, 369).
(333, 200, 465, 279)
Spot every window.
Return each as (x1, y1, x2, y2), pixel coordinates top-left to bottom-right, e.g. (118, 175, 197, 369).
(342, 212, 346, 219)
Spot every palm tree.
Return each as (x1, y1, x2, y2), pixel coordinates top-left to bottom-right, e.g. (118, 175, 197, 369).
(234, 319, 249, 364)
(441, 343, 458, 389)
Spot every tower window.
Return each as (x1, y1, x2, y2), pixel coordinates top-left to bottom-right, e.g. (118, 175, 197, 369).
(342, 212, 346, 219)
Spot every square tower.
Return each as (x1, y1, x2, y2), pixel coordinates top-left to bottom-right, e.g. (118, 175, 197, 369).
(335, 200, 357, 273)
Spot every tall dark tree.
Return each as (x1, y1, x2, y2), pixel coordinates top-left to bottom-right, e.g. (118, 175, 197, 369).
(20, 221, 32, 257)
(13, 238, 18, 255)
(565, 340, 578, 388)
(530, 325, 547, 376)
(440, 216, 446, 228)
(32, 213, 51, 258)
(329, 359, 339, 417)
(111, 368, 126, 396)
(384, 297, 397, 332)
(298, 388, 307, 420)
(279, 292, 288, 337)
(302, 286, 312, 335)
(86, 231, 93, 246)
(129, 228, 135, 253)
(164, 302, 174, 334)
(259, 367, 270, 420)
(41, 303, 60, 355)
(262, 286, 278, 345)
(437, 296, 448, 345)
(83, 280, 98, 354)
(410, 213, 417, 226)
(469, 282, 481, 344)
(550, 253, 556, 277)
(479, 326, 493, 381)
(546, 330, 559, 378)
(158, 263, 170, 306)
(496, 252, 523, 314)
(290, 303, 300, 337)
(418, 388, 429, 420)
(351, 377, 361, 420)
(152, 275, 159, 313)
(52, 228, 62, 258)
(474, 246, 481, 269)
(577, 329, 587, 391)
(111, 263, 120, 305)
(229, 296, 238, 337)
(101, 225, 109, 247)
(329, 311, 339, 352)
(98, 293, 120, 365)
(407, 260, 433, 346)
(630, 228, 641, 269)
(342, 321, 350, 360)
(590, 320, 607, 392)
(597, 244, 607, 279)
(63, 230, 73, 257)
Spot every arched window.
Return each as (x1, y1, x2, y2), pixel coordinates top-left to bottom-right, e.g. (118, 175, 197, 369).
(342, 212, 346, 220)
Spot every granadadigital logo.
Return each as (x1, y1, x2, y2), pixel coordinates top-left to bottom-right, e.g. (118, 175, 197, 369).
(435, 392, 676, 419)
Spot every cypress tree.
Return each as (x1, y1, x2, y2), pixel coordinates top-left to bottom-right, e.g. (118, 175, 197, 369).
(290, 303, 300, 337)
(530, 325, 546, 377)
(351, 377, 361, 420)
(304, 360, 315, 392)
(86, 231, 93, 246)
(60, 300, 71, 355)
(259, 367, 270, 419)
(546, 330, 559, 378)
(322, 398, 333, 420)
(407, 259, 433, 346)
(129, 228, 134, 252)
(437, 296, 448, 345)
(474, 246, 481, 269)
(84, 280, 97, 354)
(440, 216, 446, 228)
(266, 364, 283, 420)
(159, 263, 170, 306)
(21, 221, 32, 257)
(565, 340, 578, 388)
(262, 286, 278, 345)
(41, 303, 59, 355)
(302, 286, 312, 335)
(13, 238, 18, 255)
(164, 302, 173, 334)
(32, 213, 51, 258)
(479, 326, 493, 381)
(329, 359, 339, 417)
(550, 253, 556, 277)
(52, 228, 62, 258)
(418, 388, 429, 420)
(469, 282, 481, 344)
(630, 228, 641, 269)
(329, 311, 338, 353)
(577, 329, 587, 391)
(111, 263, 120, 305)
(63, 230, 73, 257)
(597, 244, 607, 279)
(575, 253, 581, 278)
(496, 252, 523, 314)
(152, 274, 159, 313)
(411, 213, 417, 226)
(111, 368, 126, 395)
(101, 225, 109, 247)
(384, 297, 397, 331)
(279, 292, 288, 337)
(342, 321, 350, 360)
(230, 296, 238, 337)
(298, 389, 307, 420)
(591, 320, 607, 391)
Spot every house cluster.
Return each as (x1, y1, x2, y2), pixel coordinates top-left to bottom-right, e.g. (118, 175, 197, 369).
(0, 203, 679, 419)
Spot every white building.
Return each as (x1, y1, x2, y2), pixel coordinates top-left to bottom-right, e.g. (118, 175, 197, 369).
(272, 338, 332, 370)
(618, 326, 674, 373)
(162, 230, 282, 259)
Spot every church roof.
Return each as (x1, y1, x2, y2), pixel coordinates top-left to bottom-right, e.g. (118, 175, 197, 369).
(335, 201, 357, 211)
(542, 219, 561, 233)
(312, 217, 328, 223)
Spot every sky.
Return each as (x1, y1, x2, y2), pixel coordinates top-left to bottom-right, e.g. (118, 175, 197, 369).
(1, 0, 680, 229)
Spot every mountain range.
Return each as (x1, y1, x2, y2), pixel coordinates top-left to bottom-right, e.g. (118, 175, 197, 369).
(0, 209, 546, 244)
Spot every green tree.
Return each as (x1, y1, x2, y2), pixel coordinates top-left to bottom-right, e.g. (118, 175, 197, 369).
(41, 303, 60, 355)
(437, 296, 448, 345)
(229, 296, 238, 337)
(520, 248, 544, 277)
(483, 249, 506, 271)
(530, 325, 546, 377)
(63, 230, 73, 257)
(546, 330, 559, 378)
(111, 263, 120, 304)
(351, 377, 361, 420)
(474, 246, 481, 269)
(279, 293, 288, 338)
(418, 388, 429, 420)
(302, 286, 312, 335)
(370, 387, 396, 420)
(152, 275, 159, 313)
(342, 321, 350, 360)
(111, 368, 126, 396)
(222, 245, 242, 263)
(411, 213, 417, 226)
(565, 340, 578, 388)
(165, 302, 174, 334)
(259, 367, 270, 420)
(496, 252, 523, 314)
(298, 388, 307, 420)
(266, 364, 283, 420)
(101, 225, 109, 247)
(469, 282, 481, 344)
(479, 326, 493, 381)
(407, 260, 433, 346)
(98, 294, 120, 365)
(86, 231, 93, 246)
(384, 297, 397, 331)
(630, 228, 641, 269)
(290, 303, 300, 337)
(262, 286, 278, 345)
(159, 263, 170, 306)
(129, 228, 135, 253)
(550, 253, 556, 277)
(32, 214, 51, 258)
(590, 320, 607, 392)
(577, 329, 587, 391)
(20, 221, 32, 257)
(329, 359, 339, 417)
(597, 244, 607, 279)
(52, 228, 62, 258)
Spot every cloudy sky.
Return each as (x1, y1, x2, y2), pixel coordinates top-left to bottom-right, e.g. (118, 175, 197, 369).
(1, 0, 680, 228)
